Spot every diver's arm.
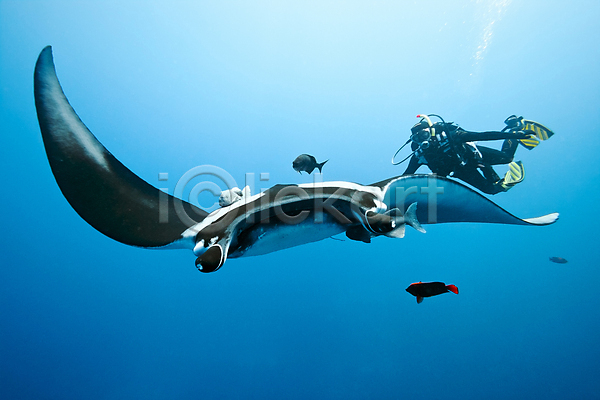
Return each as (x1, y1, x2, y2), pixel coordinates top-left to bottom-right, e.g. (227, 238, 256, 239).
(454, 130, 530, 142)
(401, 155, 421, 175)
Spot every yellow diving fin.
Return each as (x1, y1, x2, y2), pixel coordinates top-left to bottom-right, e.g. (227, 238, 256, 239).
(500, 161, 525, 191)
(519, 120, 555, 150)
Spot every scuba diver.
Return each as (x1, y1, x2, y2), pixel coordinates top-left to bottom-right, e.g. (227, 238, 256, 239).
(392, 114, 554, 195)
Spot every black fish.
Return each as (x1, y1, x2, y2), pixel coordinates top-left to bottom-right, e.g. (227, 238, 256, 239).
(406, 281, 459, 304)
(549, 257, 568, 264)
(292, 154, 328, 174)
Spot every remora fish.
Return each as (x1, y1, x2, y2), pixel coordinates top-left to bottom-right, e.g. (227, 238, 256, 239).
(406, 281, 459, 303)
(292, 154, 328, 174)
(34, 46, 559, 273)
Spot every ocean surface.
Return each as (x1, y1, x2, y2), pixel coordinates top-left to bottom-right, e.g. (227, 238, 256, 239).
(1, 1, 599, 399)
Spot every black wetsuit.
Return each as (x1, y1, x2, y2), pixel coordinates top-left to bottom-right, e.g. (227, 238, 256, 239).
(402, 122, 528, 195)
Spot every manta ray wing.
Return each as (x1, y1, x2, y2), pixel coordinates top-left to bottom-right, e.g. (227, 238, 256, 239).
(378, 175, 558, 226)
(34, 46, 207, 248)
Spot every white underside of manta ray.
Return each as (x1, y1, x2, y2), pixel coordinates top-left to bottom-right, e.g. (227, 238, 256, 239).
(34, 46, 559, 273)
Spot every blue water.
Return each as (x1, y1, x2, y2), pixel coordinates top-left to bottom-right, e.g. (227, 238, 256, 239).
(2, 1, 599, 399)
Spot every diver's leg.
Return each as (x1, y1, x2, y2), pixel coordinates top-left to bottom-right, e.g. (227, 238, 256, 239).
(479, 164, 500, 182)
(477, 143, 525, 193)
(452, 167, 504, 195)
(478, 145, 514, 165)
(501, 138, 519, 158)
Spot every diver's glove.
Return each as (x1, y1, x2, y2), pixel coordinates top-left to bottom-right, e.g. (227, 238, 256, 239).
(504, 115, 524, 131)
(513, 131, 537, 140)
(503, 115, 535, 139)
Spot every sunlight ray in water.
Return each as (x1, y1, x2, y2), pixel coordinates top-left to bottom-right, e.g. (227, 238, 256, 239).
(472, 0, 512, 64)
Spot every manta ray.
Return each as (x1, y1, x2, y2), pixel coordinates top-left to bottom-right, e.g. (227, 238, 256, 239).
(34, 46, 558, 273)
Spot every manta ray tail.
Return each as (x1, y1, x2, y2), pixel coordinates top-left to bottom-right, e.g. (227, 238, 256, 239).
(34, 46, 208, 248)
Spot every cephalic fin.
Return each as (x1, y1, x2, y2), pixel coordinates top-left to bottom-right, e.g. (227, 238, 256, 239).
(195, 244, 225, 273)
(195, 233, 233, 273)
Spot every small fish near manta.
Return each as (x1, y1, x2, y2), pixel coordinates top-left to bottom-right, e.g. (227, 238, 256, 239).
(549, 257, 568, 264)
(293, 154, 328, 174)
(406, 281, 459, 303)
(34, 46, 559, 273)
